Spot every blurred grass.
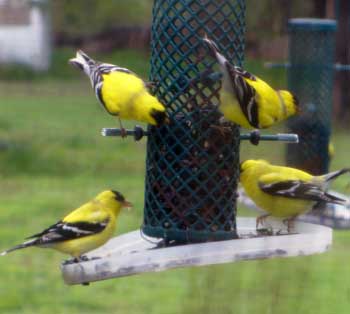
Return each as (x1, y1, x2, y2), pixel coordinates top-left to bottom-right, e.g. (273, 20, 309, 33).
(0, 49, 349, 314)
(0, 48, 150, 81)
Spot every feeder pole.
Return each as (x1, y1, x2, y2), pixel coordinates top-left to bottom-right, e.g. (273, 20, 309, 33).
(142, 0, 246, 243)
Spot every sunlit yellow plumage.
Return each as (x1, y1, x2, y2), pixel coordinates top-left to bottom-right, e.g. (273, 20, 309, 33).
(1, 190, 132, 260)
(240, 159, 349, 229)
(101, 71, 166, 125)
(203, 36, 299, 129)
(69, 50, 168, 135)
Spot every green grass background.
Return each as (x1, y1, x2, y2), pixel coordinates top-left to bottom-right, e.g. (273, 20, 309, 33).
(0, 49, 349, 314)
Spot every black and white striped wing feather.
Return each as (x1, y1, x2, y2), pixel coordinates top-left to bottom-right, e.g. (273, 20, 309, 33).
(259, 180, 347, 205)
(225, 63, 260, 128)
(26, 219, 109, 245)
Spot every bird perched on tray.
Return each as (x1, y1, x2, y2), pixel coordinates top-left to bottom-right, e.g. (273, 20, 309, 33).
(202, 36, 299, 130)
(240, 159, 349, 231)
(69, 50, 168, 137)
(1, 190, 132, 261)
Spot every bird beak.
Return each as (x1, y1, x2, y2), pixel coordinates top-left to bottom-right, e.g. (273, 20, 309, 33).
(122, 200, 133, 210)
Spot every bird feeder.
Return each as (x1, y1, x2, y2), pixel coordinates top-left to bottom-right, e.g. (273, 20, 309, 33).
(142, 0, 245, 243)
(263, 18, 350, 228)
(61, 1, 332, 285)
(286, 19, 337, 175)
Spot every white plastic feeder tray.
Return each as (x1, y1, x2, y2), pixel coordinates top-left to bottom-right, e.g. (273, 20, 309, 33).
(61, 217, 332, 285)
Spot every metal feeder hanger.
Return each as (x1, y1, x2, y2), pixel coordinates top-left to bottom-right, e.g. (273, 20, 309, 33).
(61, 1, 332, 286)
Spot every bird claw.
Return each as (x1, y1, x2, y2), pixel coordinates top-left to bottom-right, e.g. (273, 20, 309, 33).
(79, 255, 90, 262)
(145, 80, 159, 91)
(256, 214, 270, 230)
(62, 258, 78, 265)
(62, 255, 101, 265)
(120, 128, 127, 138)
(256, 228, 273, 236)
(282, 217, 296, 233)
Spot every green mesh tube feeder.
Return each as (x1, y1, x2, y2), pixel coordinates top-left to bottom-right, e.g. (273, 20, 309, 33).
(286, 18, 337, 175)
(142, 0, 245, 243)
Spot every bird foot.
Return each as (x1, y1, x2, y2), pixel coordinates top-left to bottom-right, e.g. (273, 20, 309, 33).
(62, 258, 79, 265)
(256, 214, 270, 230)
(120, 128, 127, 138)
(79, 255, 90, 262)
(256, 227, 273, 236)
(145, 80, 159, 91)
(282, 217, 296, 233)
(62, 255, 101, 265)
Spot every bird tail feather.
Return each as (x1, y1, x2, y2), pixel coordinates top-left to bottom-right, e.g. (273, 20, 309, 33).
(322, 168, 350, 183)
(1, 239, 37, 256)
(68, 50, 95, 75)
(202, 35, 227, 66)
(278, 90, 300, 118)
(323, 192, 348, 205)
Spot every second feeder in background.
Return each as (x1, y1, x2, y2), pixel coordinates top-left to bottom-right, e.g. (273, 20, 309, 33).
(286, 18, 337, 175)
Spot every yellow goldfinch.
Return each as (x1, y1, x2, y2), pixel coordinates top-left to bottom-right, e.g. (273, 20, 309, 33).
(69, 50, 168, 137)
(203, 36, 299, 129)
(1, 190, 132, 261)
(240, 159, 349, 230)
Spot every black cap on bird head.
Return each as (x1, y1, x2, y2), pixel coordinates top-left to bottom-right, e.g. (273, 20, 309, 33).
(111, 190, 125, 202)
(111, 190, 133, 208)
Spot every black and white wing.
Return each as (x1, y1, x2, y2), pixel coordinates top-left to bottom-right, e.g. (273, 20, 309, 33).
(225, 63, 260, 128)
(26, 219, 110, 245)
(259, 177, 347, 205)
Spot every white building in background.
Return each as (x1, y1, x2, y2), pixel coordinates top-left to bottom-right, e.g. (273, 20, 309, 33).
(0, 0, 51, 71)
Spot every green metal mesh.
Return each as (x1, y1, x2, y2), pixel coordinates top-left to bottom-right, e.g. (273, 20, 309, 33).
(143, 0, 245, 243)
(286, 19, 337, 175)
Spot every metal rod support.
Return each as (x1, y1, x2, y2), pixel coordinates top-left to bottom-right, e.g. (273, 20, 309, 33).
(265, 62, 350, 72)
(102, 127, 299, 144)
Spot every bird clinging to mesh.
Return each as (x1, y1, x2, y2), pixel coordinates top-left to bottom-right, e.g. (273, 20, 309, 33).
(202, 36, 299, 131)
(240, 159, 349, 232)
(1, 190, 132, 262)
(69, 50, 168, 137)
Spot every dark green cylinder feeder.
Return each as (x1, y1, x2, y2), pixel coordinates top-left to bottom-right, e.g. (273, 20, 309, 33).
(142, 0, 246, 243)
(286, 18, 337, 175)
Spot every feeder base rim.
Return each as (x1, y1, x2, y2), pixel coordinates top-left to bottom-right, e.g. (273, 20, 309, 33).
(61, 217, 332, 285)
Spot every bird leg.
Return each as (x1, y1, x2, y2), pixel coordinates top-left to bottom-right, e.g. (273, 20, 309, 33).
(145, 80, 159, 91)
(282, 216, 297, 233)
(117, 116, 127, 138)
(256, 214, 270, 230)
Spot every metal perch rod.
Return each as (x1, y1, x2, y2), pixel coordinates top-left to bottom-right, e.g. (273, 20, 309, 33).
(265, 62, 350, 71)
(102, 126, 299, 144)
